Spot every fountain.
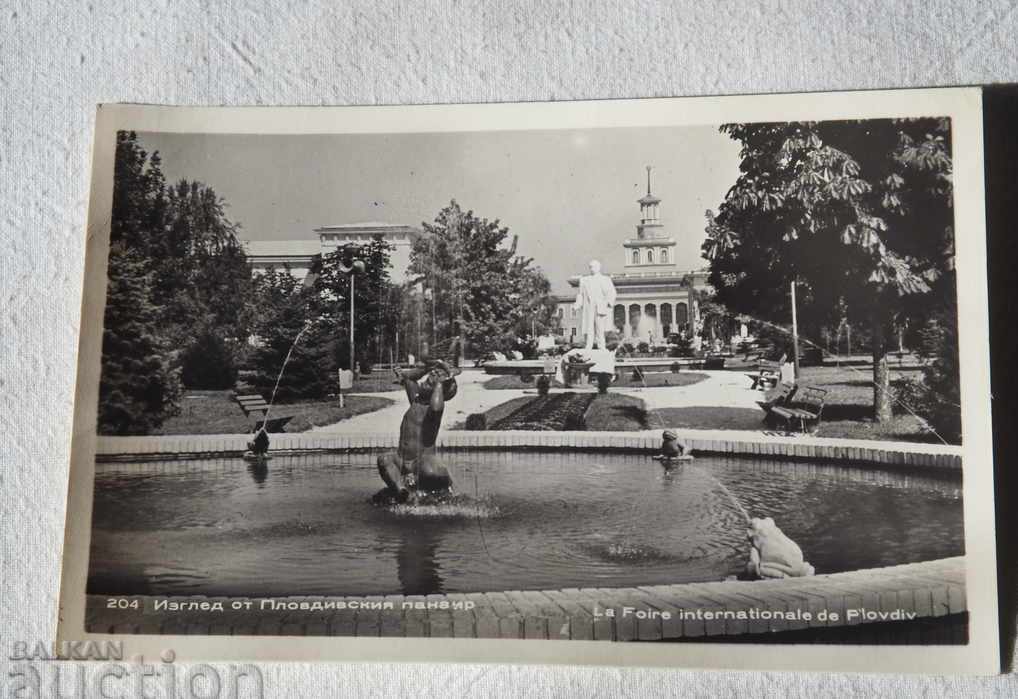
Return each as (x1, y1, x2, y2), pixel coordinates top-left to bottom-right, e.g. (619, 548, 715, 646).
(374, 359, 459, 502)
(243, 318, 318, 462)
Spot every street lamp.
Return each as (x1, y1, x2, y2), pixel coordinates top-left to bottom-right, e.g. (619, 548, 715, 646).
(335, 259, 365, 375)
(423, 287, 435, 349)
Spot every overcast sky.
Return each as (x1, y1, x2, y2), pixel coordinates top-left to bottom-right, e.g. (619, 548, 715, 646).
(137, 125, 741, 294)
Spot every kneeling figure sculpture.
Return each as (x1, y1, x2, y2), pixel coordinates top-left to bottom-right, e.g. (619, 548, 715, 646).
(376, 360, 458, 502)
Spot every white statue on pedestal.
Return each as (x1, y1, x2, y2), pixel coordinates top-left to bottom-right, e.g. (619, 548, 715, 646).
(574, 259, 617, 350)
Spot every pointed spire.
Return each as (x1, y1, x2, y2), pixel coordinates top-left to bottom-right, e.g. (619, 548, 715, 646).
(646, 165, 653, 196)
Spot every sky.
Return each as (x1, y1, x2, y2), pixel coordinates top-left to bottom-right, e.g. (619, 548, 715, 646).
(137, 125, 742, 294)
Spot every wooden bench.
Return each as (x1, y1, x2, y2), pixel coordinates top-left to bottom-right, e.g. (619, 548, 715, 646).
(757, 382, 797, 412)
(765, 385, 827, 433)
(234, 394, 294, 433)
(747, 359, 783, 390)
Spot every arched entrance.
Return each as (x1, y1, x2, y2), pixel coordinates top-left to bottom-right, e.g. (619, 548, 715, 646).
(660, 302, 673, 337)
(628, 304, 641, 337)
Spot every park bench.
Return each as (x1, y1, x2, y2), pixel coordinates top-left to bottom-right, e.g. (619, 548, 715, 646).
(747, 357, 785, 390)
(757, 382, 797, 412)
(765, 385, 827, 433)
(234, 394, 294, 433)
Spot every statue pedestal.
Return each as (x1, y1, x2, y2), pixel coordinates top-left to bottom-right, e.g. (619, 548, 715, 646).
(557, 349, 616, 388)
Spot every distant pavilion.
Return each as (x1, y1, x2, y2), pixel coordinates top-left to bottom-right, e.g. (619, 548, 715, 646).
(243, 222, 420, 282)
(556, 168, 709, 343)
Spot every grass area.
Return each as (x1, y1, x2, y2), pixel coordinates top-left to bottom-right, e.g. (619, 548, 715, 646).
(794, 364, 943, 443)
(583, 394, 651, 431)
(482, 371, 709, 390)
(644, 364, 946, 443)
(154, 390, 394, 435)
(652, 406, 768, 432)
(339, 372, 403, 393)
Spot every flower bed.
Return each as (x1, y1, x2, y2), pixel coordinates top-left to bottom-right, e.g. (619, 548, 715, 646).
(488, 392, 595, 431)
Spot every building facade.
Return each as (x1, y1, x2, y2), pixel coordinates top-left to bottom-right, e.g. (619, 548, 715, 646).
(556, 169, 710, 344)
(244, 222, 420, 281)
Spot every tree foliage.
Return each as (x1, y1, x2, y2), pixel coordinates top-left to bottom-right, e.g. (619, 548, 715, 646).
(98, 131, 253, 433)
(98, 246, 182, 434)
(248, 266, 336, 401)
(180, 327, 239, 390)
(409, 200, 552, 357)
(310, 235, 397, 370)
(704, 119, 957, 422)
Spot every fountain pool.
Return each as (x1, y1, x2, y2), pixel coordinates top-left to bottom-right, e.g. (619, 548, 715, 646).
(87, 450, 963, 598)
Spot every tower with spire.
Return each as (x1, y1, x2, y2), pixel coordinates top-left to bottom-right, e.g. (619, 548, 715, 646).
(559, 166, 709, 345)
(623, 166, 677, 269)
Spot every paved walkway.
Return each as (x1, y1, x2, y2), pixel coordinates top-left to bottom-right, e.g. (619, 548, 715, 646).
(312, 369, 760, 435)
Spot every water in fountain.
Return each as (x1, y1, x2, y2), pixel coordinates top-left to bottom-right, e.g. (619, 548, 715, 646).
(258, 319, 318, 431)
(620, 335, 755, 528)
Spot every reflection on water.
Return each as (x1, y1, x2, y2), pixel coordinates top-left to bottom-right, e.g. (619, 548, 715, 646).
(396, 525, 444, 595)
(86, 450, 964, 597)
(247, 460, 268, 486)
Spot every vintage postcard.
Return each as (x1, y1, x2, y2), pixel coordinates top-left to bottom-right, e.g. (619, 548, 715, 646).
(57, 88, 999, 673)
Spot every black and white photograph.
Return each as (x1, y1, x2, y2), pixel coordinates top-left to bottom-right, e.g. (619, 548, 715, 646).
(56, 91, 998, 672)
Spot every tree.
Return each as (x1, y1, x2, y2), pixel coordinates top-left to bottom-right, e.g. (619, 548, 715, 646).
(248, 266, 336, 401)
(409, 200, 552, 357)
(101, 132, 256, 430)
(703, 119, 955, 422)
(180, 327, 239, 390)
(310, 235, 397, 370)
(153, 179, 253, 346)
(98, 246, 182, 434)
(98, 132, 182, 434)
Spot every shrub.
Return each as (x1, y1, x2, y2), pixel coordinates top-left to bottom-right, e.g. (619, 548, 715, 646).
(670, 361, 682, 373)
(465, 413, 487, 431)
(536, 375, 551, 396)
(636, 341, 650, 354)
(604, 330, 621, 351)
(893, 310, 961, 443)
(181, 329, 238, 390)
(563, 412, 585, 430)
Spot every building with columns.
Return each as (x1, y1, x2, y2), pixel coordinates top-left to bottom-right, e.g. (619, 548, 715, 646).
(244, 222, 420, 281)
(556, 168, 710, 344)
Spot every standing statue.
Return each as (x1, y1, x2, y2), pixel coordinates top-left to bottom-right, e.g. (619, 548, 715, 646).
(574, 259, 617, 350)
(376, 359, 458, 502)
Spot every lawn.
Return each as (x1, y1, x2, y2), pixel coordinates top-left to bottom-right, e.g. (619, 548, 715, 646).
(794, 364, 942, 443)
(482, 371, 709, 390)
(645, 364, 947, 443)
(583, 394, 651, 431)
(651, 406, 768, 432)
(154, 390, 394, 435)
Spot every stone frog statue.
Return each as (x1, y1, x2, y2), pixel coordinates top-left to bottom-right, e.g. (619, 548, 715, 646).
(745, 517, 815, 579)
(653, 430, 691, 464)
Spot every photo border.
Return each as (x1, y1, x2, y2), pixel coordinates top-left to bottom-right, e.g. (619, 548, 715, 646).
(57, 87, 999, 673)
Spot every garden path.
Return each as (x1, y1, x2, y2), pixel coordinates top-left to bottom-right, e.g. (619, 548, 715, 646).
(312, 369, 760, 434)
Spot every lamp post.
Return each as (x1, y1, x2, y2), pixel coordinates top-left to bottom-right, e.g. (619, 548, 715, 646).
(424, 287, 435, 349)
(336, 259, 365, 375)
(790, 278, 800, 380)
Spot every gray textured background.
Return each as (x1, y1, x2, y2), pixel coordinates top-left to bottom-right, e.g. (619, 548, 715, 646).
(2, 1, 1016, 695)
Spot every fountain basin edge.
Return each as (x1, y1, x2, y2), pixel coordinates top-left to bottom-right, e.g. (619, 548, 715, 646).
(83, 555, 967, 641)
(93, 429, 963, 471)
